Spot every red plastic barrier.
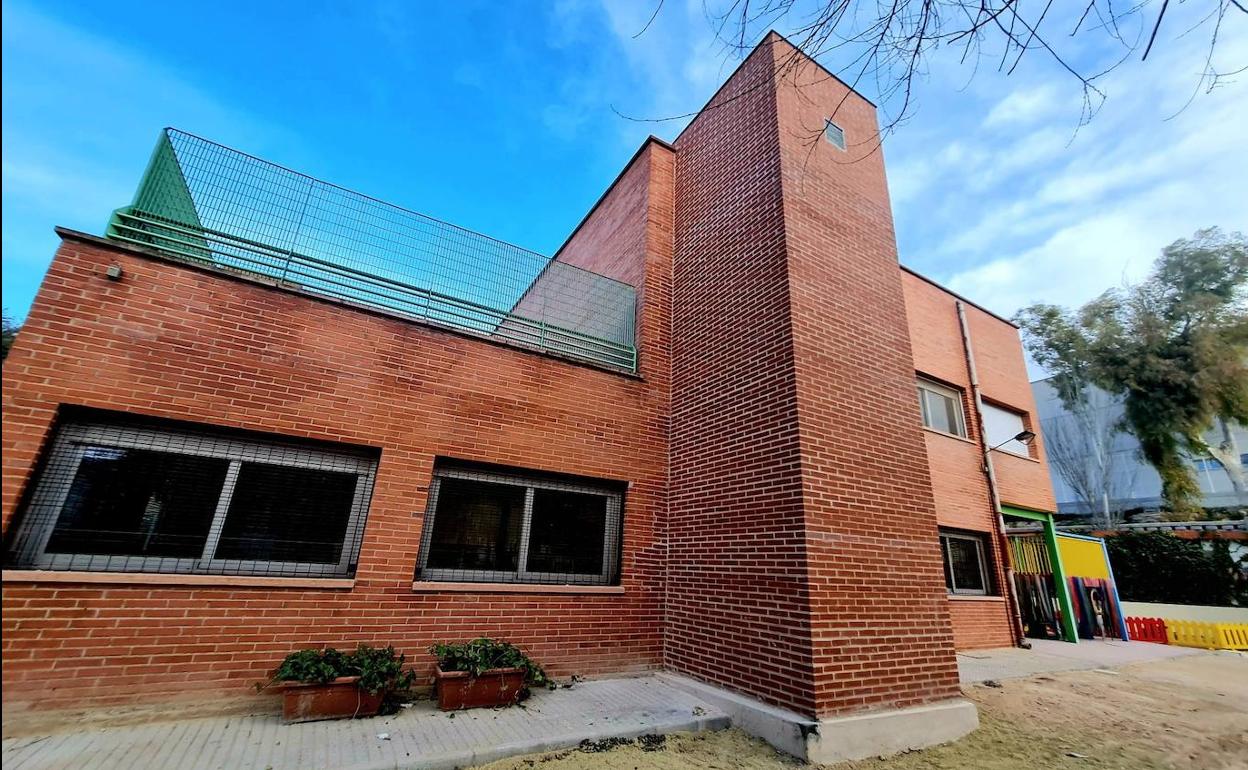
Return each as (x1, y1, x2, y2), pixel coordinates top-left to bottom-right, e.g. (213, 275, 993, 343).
(1126, 616, 1168, 644)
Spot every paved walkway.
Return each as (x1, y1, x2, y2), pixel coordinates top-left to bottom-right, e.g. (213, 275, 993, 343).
(1, 676, 728, 770)
(4, 642, 1212, 769)
(957, 638, 1204, 683)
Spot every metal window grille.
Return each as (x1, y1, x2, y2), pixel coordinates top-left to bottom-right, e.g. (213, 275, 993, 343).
(416, 463, 623, 586)
(940, 531, 989, 595)
(823, 119, 846, 150)
(917, 378, 968, 438)
(5, 415, 378, 579)
(105, 128, 638, 371)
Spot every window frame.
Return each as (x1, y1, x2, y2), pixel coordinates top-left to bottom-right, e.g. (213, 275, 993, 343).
(823, 118, 847, 150)
(7, 420, 377, 578)
(416, 466, 622, 586)
(917, 378, 968, 438)
(981, 401, 1031, 457)
(940, 530, 991, 596)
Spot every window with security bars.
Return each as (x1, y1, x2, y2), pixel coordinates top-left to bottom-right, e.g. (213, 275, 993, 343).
(416, 463, 623, 586)
(5, 414, 378, 578)
(940, 530, 991, 595)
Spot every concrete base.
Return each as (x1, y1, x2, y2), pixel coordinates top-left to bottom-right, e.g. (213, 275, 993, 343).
(806, 699, 979, 763)
(657, 673, 818, 759)
(660, 673, 978, 763)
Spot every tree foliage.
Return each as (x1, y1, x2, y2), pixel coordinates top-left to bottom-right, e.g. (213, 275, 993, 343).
(1016, 228, 1248, 514)
(1, 311, 18, 361)
(1105, 531, 1244, 606)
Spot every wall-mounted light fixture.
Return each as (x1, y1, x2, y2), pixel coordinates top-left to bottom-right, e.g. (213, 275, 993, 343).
(988, 430, 1036, 452)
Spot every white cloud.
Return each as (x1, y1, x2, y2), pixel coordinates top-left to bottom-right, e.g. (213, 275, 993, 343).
(543, 0, 735, 147)
(984, 84, 1061, 128)
(890, 8, 1248, 320)
(541, 0, 1247, 329)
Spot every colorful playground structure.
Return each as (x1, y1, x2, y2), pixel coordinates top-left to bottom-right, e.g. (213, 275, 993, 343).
(1006, 513, 1248, 651)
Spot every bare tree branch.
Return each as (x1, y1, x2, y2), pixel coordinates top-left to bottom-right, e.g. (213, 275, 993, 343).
(623, 0, 1244, 141)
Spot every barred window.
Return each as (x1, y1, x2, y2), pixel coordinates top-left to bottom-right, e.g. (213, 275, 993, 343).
(5, 415, 378, 579)
(416, 463, 622, 586)
(940, 530, 991, 596)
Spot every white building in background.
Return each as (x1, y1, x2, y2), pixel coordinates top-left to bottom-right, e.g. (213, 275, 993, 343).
(1031, 378, 1248, 517)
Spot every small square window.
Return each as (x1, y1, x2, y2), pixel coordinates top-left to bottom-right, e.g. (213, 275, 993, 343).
(824, 119, 846, 150)
(982, 402, 1031, 457)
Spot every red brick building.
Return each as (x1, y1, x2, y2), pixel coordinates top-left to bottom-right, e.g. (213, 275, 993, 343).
(1, 33, 1055, 761)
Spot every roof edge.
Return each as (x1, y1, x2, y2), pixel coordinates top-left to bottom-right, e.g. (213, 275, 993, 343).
(550, 135, 674, 261)
(899, 263, 1019, 328)
(52, 227, 645, 379)
(765, 29, 879, 109)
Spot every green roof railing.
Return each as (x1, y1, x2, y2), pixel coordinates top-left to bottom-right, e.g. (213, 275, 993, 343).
(106, 129, 638, 372)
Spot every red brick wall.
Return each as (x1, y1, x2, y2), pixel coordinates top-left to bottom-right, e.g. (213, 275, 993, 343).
(544, 140, 675, 384)
(1, 217, 668, 712)
(770, 36, 961, 715)
(1, 33, 1048, 722)
(947, 599, 1014, 650)
(965, 308, 1056, 512)
(901, 269, 1056, 649)
(666, 39, 817, 716)
(665, 34, 965, 719)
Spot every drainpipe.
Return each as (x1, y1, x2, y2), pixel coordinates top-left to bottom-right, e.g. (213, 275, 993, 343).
(955, 301, 1029, 648)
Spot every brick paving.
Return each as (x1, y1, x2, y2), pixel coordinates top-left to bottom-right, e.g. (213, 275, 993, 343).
(1, 675, 728, 770)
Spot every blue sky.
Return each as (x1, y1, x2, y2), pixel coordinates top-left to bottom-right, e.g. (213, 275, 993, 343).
(3, 0, 1246, 325)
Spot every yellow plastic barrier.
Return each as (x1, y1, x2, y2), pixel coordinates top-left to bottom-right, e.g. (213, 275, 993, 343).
(1165, 620, 1248, 650)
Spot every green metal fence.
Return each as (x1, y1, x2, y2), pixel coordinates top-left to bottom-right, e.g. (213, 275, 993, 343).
(106, 129, 638, 371)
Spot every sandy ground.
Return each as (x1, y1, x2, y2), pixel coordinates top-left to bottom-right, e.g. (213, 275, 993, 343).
(474, 652, 1248, 770)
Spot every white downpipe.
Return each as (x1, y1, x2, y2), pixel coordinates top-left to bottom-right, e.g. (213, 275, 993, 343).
(956, 301, 1028, 647)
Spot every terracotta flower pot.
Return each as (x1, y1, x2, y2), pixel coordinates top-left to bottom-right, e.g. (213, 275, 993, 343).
(434, 666, 526, 710)
(281, 676, 384, 723)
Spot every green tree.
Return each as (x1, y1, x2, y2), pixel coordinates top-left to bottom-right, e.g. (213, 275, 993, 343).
(1017, 228, 1248, 515)
(1, 311, 19, 361)
(1105, 531, 1242, 607)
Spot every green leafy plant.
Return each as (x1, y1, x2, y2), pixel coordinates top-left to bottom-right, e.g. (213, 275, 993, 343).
(429, 638, 549, 687)
(271, 648, 354, 686)
(1106, 531, 1245, 607)
(262, 645, 416, 695)
(353, 644, 417, 695)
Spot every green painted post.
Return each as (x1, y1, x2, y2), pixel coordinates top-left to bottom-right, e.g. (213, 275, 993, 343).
(1002, 506, 1078, 644)
(1044, 519, 1078, 643)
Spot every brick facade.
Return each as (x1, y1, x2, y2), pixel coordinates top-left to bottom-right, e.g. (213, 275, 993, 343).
(1, 226, 670, 712)
(665, 35, 816, 715)
(902, 268, 1057, 650)
(1, 32, 1054, 723)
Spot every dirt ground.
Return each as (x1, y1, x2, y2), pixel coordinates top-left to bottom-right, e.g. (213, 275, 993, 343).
(474, 653, 1248, 770)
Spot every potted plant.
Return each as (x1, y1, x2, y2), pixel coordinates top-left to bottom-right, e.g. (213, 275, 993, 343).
(430, 637, 549, 711)
(262, 645, 416, 723)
